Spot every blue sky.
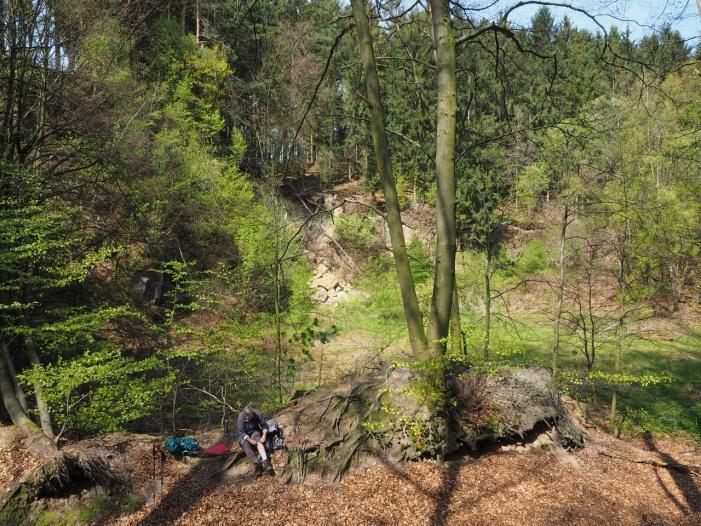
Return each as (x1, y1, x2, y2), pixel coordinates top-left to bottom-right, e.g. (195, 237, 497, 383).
(475, 0, 700, 44)
(369, 1, 701, 44)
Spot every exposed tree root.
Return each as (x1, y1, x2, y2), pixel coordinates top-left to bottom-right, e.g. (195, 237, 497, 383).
(252, 365, 586, 484)
(596, 451, 701, 477)
(0, 452, 121, 525)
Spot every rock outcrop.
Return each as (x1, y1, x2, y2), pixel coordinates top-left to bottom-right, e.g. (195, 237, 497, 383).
(264, 364, 584, 483)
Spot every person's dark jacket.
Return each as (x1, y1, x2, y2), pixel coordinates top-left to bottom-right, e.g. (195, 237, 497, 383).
(237, 408, 266, 445)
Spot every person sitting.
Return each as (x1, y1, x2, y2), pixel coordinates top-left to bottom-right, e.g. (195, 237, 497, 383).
(237, 406, 275, 477)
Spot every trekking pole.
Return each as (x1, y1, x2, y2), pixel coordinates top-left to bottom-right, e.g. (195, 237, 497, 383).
(160, 445, 165, 490)
(152, 442, 158, 504)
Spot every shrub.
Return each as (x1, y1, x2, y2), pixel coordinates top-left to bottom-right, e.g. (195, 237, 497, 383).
(334, 213, 379, 255)
(515, 162, 549, 212)
(517, 239, 548, 274)
(407, 235, 433, 283)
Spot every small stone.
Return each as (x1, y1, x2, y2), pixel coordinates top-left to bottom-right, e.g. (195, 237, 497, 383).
(312, 289, 329, 303)
(318, 274, 339, 291)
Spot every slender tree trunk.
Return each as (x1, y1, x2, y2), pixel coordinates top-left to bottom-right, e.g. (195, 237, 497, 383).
(610, 195, 630, 424)
(449, 279, 463, 354)
(13, 2, 36, 164)
(588, 263, 596, 371)
(426, 0, 457, 356)
(610, 274, 626, 424)
(0, 0, 4, 56)
(0, 342, 56, 455)
(195, 0, 200, 43)
(483, 251, 492, 360)
(1, 0, 17, 160)
(552, 203, 568, 374)
(272, 193, 284, 404)
(54, 7, 61, 70)
(274, 259, 283, 403)
(2, 344, 29, 413)
(25, 336, 55, 439)
(36, 2, 50, 163)
(350, 0, 428, 360)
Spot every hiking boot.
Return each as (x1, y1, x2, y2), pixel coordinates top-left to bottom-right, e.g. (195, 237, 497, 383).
(263, 459, 276, 476)
(254, 462, 264, 478)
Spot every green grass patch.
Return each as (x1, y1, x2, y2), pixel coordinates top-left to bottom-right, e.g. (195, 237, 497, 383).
(515, 239, 549, 274)
(335, 257, 409, 340)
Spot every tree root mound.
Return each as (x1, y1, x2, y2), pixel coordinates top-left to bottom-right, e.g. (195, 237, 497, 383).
(0, 452, 121, 525)
(270, 365, 584, 484)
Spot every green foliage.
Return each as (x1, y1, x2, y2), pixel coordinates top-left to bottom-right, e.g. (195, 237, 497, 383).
(158, 261, 203, 321)
(19, 346, 174, 434)
(588, 371, 671, 388)
(289, 317, 338, 361)
(334, 213, 379, 255)
(456, 141, 510, 253)
(515, 162, 549, 212)
(393, 172, 410, 208)
(516, 240, 549, 274)
(0, 169, 115, 322)
(407, 236, 433, 283)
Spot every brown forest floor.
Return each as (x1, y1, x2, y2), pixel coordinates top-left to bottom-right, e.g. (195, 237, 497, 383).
(105, 428, 701, 526)
(2, 425, 700, 525)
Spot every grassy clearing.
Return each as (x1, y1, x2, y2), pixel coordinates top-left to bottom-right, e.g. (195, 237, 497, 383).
(311, 233, 700, 442)
(327, 250, 701, 442)
(332, 247, 433, 348)
(459, 314, 701, 441)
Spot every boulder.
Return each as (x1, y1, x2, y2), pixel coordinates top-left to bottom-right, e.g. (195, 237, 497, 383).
(317, 274, 340, 291)
(267, 364, 584, 484)
(315, 264, 329, 278)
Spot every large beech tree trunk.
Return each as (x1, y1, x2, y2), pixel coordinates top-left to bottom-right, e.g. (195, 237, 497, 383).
(350, 0, 428, 360)
(0, 343, 56, 456)
(426, 0, 457, 356)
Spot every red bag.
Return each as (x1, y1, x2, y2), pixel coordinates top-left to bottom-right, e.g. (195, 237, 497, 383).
(205, 442, 230, 455)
